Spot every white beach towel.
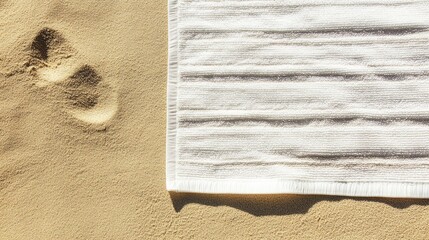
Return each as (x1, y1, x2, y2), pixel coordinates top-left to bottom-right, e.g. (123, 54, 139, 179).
(167, 0, 429, 198)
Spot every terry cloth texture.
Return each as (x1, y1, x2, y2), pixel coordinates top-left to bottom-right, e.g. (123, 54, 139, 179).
(167, 0, 429, 198)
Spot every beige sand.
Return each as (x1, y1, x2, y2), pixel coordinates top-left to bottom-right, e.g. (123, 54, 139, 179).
(1, 1, 429, 239)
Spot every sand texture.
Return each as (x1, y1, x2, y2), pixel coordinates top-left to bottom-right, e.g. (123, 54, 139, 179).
(1, 0, 429, 239)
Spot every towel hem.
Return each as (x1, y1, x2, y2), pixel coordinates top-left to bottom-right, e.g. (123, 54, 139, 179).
(168, 179, 429, 198)
(166, 0, 179, 186)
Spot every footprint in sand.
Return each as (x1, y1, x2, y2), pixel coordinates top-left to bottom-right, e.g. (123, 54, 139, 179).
(28, 28, 118, 125)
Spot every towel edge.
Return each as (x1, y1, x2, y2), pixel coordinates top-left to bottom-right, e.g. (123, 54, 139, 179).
(168, 179, 429, 198)
(166, 0, 178, 186)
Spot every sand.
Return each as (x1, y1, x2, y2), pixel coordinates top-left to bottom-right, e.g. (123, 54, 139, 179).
(1, 0, 429, 239)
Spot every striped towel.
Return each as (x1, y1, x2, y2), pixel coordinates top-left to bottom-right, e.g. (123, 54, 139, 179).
(167, 0, 429, 198)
